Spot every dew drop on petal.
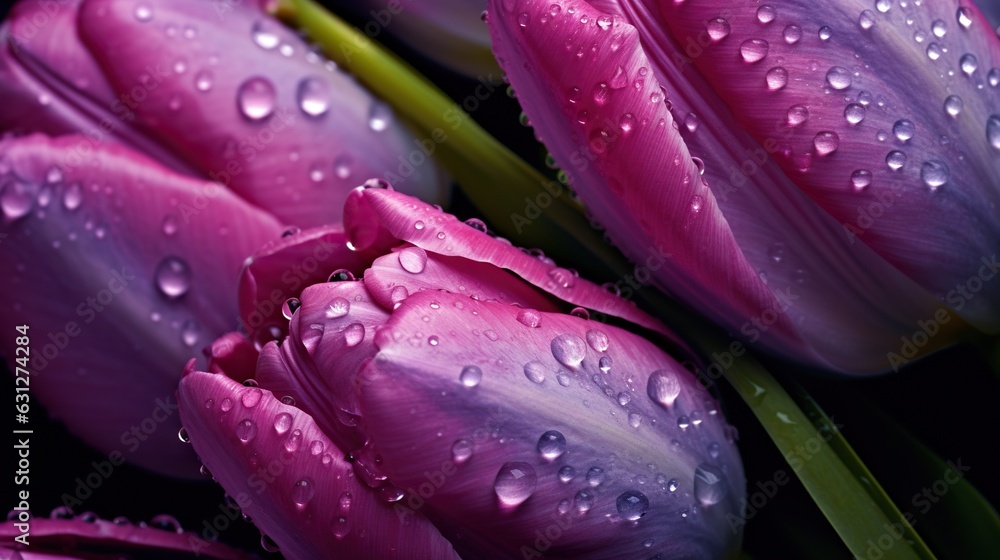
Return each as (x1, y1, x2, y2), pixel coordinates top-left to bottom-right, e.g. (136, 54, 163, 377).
(892, 119, 915, 141)
(494, 462, 537, 506)
(398, 246, 428, 273)
(859, 9, 876, 30)
(844, 103, 866, 124)
(765, 67, 788, 90)
(850, 169, 873, 191)
(813, 131, 840, 155)
(523, 361, 547, 384)
(885, 150, 907, 170)
(786, 104, 808, 126)
(296, 77, 330, 117)
(920, 160, 949, 190)
(551, 334, 586, 368)
(987, 115, 1000, 152)
(237, 77, 276, 121)
(252, 20, 279, 49)
(616, 490, 649, 521)
(292, 478, 315, 507)
(783, 24, 802, 44)
(452, 439, 473, 463)
(739, 38, 769, 63)
(960, 53, 978, 76)
(818, 26, 832, 40)
(756, 5, 776, 24)
(694, 463, 728, 505)
(517, 309, 542, 328)
(537, 430, 567, 460)
(647, 369, 681, 407)
(706, 17, 731, 41)
(825, 66, 852, 90)
(343, 323, 365, 346)
(460, 365, 483, 387)
(325, 297, 350, 319)
(943, 95, 963, 117)
(236, 419, 257, 442)
(586, 329, 609, 352)
(273, 412, 292, 434)
(155, 257, 191, 299)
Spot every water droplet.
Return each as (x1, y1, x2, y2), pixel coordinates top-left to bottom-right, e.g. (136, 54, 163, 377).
(987, 115, 1000, 151)
(706, 17, 731, 41)
(844, 103, 866, 124)
(892, 119, 915, 141)
(134, 4, 153, 22)
(618, 112, 636, 133)
(959, 53, 978, 76)
(813, 131, 840, 155)
(885, 150, 907, 170)
(586, 466, 605, 487)
(765, 66, 788, 90)
(59, 183, 82, 211)
(180, 321, 199, 347)
(684, 112, 700, 132)
(599, 355, 612, 373)
(494, 462, 537, 506)
(558, 465, 575, 482)
(460, 365, 483, 387)
(177, 427, 190, 443)
(537, 430, 567, 459)
(859, 9, 876, 30)
(932, 19, 947, 37)
(0, 178, 34, 220)
(274, 412, 292, 434)
(694, 464, 728, 505)
(875, 0, 892, 13)
(927, 42, 942, 60)
(343, 322, 365, 346)
(586, 329, 609, 352)
(678, 415, 691, 430)
(296, 77, 330, 117)
(920, 160, 949, 190)
(786, 104, 809, 126)
(325, 297, 350, 319)
(398, 246, 428, 273)
(452, 439, 473, 463)
(155, 257, 191, 299)
(825, 66, 852, 90)
(956, 7, 972, 29)
(241, 388, 262, 409)
(988, 68, 999, 87)
(647, 369, 681, 407)
(368, 102, 391, 131)
(850, 169, 873, 191)
(236, 419, 257, 442)
(574, 489, 595, 513)
(943, 95, 963, 117)
(292, 478, 315, 506)
(523, 361, 547, 384)
(517, 12, 530, 26)
(628, 413, 642, 428)
(284, 429, 303, 453)
(667, 478, 679, 492)
(818, 26, 833, 40)
(252, 20, 279, 49)
(616, 490, 649, 521)
(739, 38, 769, 63)
(237, 77, 276, 121)
(783, 24, 802, 44)
(756, 5, 776, 24)
(516, 309, 542, 328)
(597, 14, 613, 31)
(551, 334, 586, 368)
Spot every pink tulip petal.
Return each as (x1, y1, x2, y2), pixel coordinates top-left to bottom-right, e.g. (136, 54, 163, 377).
(255, 281, 389, 453)
(364, 246, 560, 312)
(0, 134, 283, 476)
(0, 515, 253, 559)
(206, 332, 258, 382)
(352, 188, 670, 335)
(76, 0, 448, 228)
(656, 0, 1000, 330)
(488, 0, 954, 372)
(178, 371, 460, 560)
(0, 0, 198, 174)
(360, 290, 743, 558)
(237, 225, 380, 344)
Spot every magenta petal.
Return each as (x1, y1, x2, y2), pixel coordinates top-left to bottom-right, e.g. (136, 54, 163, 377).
(657, 0, 1000, 330)
(206, 332, 258, 382)
(365, 246, 560, 312)
(76, 0, 448, 228)
(0, 515, 252, 559)
(178, 371, 460, 560)
(361, 291, 744, 558)
(354, 188, 670, 334)
(237, 225, 377, 343)
(0, 134, 283, 476)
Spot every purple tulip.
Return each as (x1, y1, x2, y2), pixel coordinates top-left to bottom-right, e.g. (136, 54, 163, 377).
(487, 0, 1000, 373)
(178, 187, 745, 559)
(0, 0, 446, 475)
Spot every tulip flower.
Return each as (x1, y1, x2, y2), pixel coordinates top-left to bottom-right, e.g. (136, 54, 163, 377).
(0, 0, 446, 475)
(487, 0, 1000, 373)
(178, 186, 745, 559)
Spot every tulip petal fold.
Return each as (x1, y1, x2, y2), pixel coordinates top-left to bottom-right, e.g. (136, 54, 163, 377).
(360, 290, 744, 559)
(178, 371, 461, 560)
(0, 134, 283, 476)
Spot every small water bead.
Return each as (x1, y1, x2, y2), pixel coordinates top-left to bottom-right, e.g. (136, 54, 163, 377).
(876, 129, 889, 142)
(765, 67, 788, 90)
(668, 478, 680, 492)
(693, 463, 728, 505)
(494, 462, 537, 506)
(988, 115, 1000, 151)
(570, 307, 590, 320)
(398, 246, 428, 273)
(756, 5, 776, 23)
(927, 43, 943, 61)
(885, 150, 907, 170)
(708, 442, 721, 459)
(739, 38, 769, 63)
(956, 7, 972, 29)
(178, 427, 190, 443)
(237, 77, 276, 121)
(368, 103, 391, 131)
(523, 361, 547, 384)
(343, 323, 365, 346)
(844, 103, 866, 124)
(61, 181, 83, 211)
(893, 119, 915, 141)
(647, 369, 681, 407)
(628, 413, 643, 428)
(818, 26, 832, 40)
(618, 113, 636, 133)
(452, 439, 474, 463)
(558, 465, 576, 483)
(516, 309, 542, 328)
(959, 54, 978, 76)
(548, 267, 576, 288)
(850, 169, 873, 191)
(274, 413, 292, 434)
(284, 429, 303, 453)
(252, 20, 280, 49)
(786, 104, 808, 126)
(859, 9, 876, 30)
(706, 17, 730, 41)
(537, 430, 567, 460)
(989, 68, 1000, 87)
(826, 66, 852, 90)
(813, 131, 840, 155)
(932, 19, 947, 38)
(617, 392, 631, 406)
(334, 155, 352, 179)
(328, 269, 355, 282)
(586, 329, 609, 352)
(920, 160, 950, 190)
(783, 24, 802, 44)
(236, 419, 258, 442)
(134, 4, 153, 22)
(943, 95, 963, 117)
(459, 365, 483, 388)
(0, 179, 34, 220)
(684, 112, 700, 132)
(296, 77, 330, 117)
(517, 12, 530, 26)
(875, 0, 892, 13)
(574, 490, 595, 513)
(292, 478, 315, 507)
(599, 356, 612, 373)
(616, 491, 650, 521)
(155, 257, 191, 299)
